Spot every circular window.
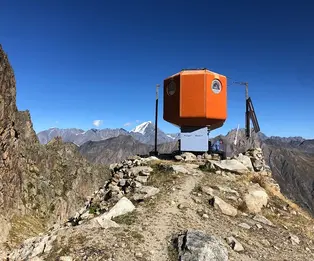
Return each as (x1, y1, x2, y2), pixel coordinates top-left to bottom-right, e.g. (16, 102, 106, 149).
(211, 79, 222, 94)
(167, 81, 176, 96)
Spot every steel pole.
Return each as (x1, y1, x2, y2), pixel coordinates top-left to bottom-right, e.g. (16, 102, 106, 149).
(154, 84, 160, 155)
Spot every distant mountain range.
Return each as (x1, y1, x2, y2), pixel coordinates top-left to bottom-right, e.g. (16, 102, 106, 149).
(37, 121, 178, 146)
(38, 123, 314, 216)
(78, 135, 178, 165)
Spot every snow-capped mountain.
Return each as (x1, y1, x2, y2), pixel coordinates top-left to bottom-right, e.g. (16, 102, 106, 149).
(37, 121, 179, 146)
(131, 121, 153, 134)
(130, 121, 176, 145)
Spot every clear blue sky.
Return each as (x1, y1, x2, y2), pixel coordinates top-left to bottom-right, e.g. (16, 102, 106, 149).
(1, 1, 313, 138)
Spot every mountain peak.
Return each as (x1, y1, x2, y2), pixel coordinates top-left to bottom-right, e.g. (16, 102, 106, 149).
(131, 121, 154, 134)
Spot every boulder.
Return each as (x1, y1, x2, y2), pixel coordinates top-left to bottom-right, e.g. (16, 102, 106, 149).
(238, 223, 251, 230)
(212, 159, 248, 174)
(203, 153, 213, 160)
(181, 152, 197, 161)
(99, 197, 135, 220)
(201, 186, 215, 196)
(174, 155, 183, 161)
(209, 196, 237, 217)
(93, 217, 120, 229)
(129, 166, 153, 176)
(251, 158, 264, 171)
(177, 230, 228, 261)
(253, 214, 275, 227)
(226, 236, 244, 252)
(133, 186, 160, 201)
(236, 153, 254, 171)
(171, 165, 191, 174)
(243, 184, 268, 214)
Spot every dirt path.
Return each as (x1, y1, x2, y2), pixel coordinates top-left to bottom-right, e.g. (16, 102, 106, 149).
(135, 171, 204, 261)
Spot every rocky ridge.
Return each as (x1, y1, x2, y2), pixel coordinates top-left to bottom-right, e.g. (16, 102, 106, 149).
(0, 45, 111, 255)
(7, 148, 314, 261)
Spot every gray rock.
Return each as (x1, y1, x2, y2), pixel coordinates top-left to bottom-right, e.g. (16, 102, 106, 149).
(130, 166, 153, 176)
(238, 223, 251, 230)
(133, 186, 160, 201)
(253, 214, 275, 227)
(135, 175, 148, 184)
(9, 233, 57, 260)
(201, 186, 215, 196)
(142, 156, 159, 162)
(100, 197, 135, 220)
(236, 153, 254, 171)
(256, 223, 263, 229)
(203, 214, 209, 219)
(178, 203, 189, 209)
(118, 179, 127, 187)
(177, 230, 228, 261)
(209, 196, 237, 217)
(192, 197, 202, 204)
(181, 152, 197, 161)
(243, 183, 268, 214)
(171, 165, 191, 174)
(204, 153, 213, 160)
(212, 159, 249, 175)
(261, 239, 271, 247)
(174, 155, 183, 161)
(90, 217, 120, 229)
(130, 181, 142, 188)
(212, 154, 221, 161)
(226, 236, 244, 252)
(251, 158, 263, 171)
(289, 234, 300, 245)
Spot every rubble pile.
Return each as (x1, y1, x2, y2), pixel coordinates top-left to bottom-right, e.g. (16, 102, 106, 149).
(243, 147, 270, 172)
(65, 156, 160, 226)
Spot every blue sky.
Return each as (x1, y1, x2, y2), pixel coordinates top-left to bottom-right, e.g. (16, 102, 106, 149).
(1, 0, 313, 138)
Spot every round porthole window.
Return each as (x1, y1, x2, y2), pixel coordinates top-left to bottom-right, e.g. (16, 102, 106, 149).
(211, 79, 222, 94)
(167, 81, 176, 96)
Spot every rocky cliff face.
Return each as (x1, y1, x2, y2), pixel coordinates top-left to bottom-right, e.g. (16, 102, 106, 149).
(262, 139, 314, 215)
(0, 45, 110, 252)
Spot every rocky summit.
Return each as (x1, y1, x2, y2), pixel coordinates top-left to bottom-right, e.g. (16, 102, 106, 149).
(6, 147, 314, 261)
(1, 44, 314, 261)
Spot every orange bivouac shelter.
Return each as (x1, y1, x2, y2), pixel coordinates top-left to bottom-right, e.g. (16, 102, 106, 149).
(163, 69, 227, 131)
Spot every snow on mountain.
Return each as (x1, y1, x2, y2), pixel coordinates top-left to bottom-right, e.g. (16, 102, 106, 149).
(130, 121, 177, 145)
(131, 121, 153, 134)
(37, 121, 179, 146)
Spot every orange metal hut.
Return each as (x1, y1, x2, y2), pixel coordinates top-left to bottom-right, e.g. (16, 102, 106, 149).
(163, 69, 227, 130)
(163, 68, 228, 152)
